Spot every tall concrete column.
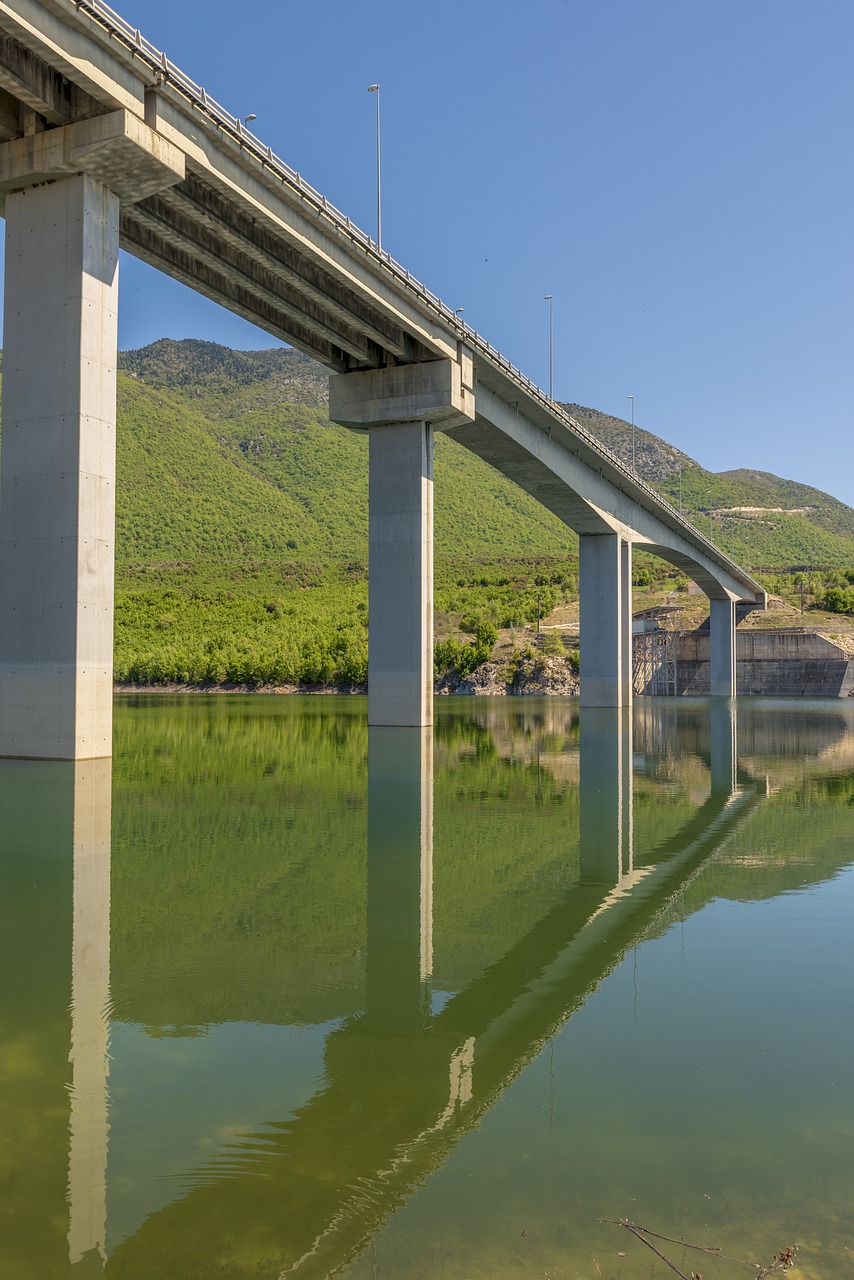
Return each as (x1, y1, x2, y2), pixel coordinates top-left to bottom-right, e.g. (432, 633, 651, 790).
(709, 596, 737, 698)
(329, 357, 476, 728)
(579, 532, 632, 708)
(0, 112, 184, 760)
(368, 423, 434, 726)
(0, 174, 118, 760)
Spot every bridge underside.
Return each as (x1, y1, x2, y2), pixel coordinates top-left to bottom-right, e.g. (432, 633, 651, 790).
(0, 16, 762, 755)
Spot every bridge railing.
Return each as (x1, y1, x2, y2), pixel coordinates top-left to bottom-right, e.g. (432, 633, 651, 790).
(69, 0, 757, 591)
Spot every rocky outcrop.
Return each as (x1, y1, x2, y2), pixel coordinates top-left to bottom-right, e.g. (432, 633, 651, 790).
(436, 656, 579, 697)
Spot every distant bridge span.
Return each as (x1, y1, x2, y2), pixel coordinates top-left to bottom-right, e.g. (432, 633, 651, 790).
(0, 0, 765, 756)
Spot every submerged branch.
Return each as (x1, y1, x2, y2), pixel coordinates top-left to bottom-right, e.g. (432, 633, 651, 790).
(600, 1218, 798, 1279)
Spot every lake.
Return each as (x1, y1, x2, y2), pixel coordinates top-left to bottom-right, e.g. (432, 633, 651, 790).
(1, 695, 853, 1279)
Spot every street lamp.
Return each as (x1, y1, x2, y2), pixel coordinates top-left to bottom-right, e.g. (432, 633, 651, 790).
(627, 394, 635, 473)
(544, 295, 553, 399)
(367, 85, 381, 250)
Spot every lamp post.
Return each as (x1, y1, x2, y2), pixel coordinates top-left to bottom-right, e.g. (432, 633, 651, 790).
(367, 84, 381, 250)
(627, 395, 635, 473)
(543, 295, 553, 399)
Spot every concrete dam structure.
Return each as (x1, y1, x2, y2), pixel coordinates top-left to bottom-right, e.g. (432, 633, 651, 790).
(677, 628, 854, 698)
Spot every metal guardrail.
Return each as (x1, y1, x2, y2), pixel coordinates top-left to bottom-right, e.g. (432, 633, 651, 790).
(66, 0, 758, 590)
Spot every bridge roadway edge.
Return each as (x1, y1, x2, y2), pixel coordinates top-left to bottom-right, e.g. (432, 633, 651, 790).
(0, 0, 766, 754)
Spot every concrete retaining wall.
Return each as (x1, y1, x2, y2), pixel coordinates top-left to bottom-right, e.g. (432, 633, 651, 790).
(677, 629, 854, 698)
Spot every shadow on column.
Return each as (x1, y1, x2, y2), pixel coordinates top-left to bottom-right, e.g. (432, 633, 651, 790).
(0, 758, 112, 1279)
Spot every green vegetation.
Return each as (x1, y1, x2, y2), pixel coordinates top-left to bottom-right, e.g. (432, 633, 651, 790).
(5, 339, 854, 685)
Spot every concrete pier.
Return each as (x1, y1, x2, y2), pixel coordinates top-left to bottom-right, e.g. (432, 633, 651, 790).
(0, 174, 119, 759)
(579, 533, 633, 708)
(330, 358, 474, 726)
(367, 423, 435, 726)
(0, 114, 183, 760)
(710, 597, 737, 698)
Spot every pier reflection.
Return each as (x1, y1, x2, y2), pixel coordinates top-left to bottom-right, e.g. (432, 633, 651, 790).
(2, 699, 853, 1278)
(0, 759, 111, 1278)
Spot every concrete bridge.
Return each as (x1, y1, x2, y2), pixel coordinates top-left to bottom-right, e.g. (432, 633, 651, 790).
(0, 0, 765, 758)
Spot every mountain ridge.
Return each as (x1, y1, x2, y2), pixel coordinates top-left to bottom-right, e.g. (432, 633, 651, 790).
(113, 340, 854, 570)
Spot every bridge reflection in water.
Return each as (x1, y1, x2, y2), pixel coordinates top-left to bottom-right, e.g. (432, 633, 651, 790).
(1, 700, 852, 1278)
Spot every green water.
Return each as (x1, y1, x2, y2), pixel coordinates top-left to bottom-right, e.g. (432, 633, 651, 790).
(1, 697, 853, 1279)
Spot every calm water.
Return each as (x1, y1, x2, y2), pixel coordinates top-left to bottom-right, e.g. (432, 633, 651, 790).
(1, 696, 853, 1280)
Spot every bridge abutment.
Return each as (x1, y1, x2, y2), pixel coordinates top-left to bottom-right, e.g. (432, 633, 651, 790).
(579, 533, 633, 708)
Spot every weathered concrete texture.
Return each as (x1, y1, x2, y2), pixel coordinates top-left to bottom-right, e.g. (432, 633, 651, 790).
(0, 109, 185, 207)
(0, 173, 118, 758)
(329, 356, 475, 431)
(367, 421, 434, 726)
(678, 629, 854, 697)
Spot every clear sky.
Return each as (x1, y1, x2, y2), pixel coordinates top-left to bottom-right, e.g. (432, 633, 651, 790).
(5, 0, 852, 502)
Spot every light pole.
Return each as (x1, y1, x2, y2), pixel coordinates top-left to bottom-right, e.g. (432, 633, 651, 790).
(544, 295, 553, 399)
(367, 84, 381, 250)
(627, 395, 635, 472)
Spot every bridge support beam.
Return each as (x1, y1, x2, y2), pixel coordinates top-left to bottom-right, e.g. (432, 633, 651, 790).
(710, 597, 737, 698)
(579, 533, 633, 708)
(329, 359, 475, 727)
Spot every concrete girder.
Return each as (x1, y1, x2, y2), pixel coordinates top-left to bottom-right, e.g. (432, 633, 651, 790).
(164, 173, 419, 364)
(447, 382, 764, 605)
(132, 190, 381, 366)
(0, 27, 74, 120)
(0, 82, 19, 137)
(0, 0, 142, 112)
(143, 92, 459, 363)
(121, 209, 347, 369)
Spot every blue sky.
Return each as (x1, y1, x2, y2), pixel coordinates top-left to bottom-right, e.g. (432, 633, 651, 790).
(10, 0, 854, 503)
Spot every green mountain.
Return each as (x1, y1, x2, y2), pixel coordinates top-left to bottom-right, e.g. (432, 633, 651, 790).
(6, 339, 853, 686)
(116, 339, 577, 570)
(565, 402, 854, 567)
(113, 341, 854, 575)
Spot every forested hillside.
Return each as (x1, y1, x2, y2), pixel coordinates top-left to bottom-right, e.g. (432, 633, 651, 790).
(3, 338, 853, 686)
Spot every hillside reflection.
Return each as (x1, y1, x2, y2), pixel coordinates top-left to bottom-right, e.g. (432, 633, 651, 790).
(1, 698, 853, 1278)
